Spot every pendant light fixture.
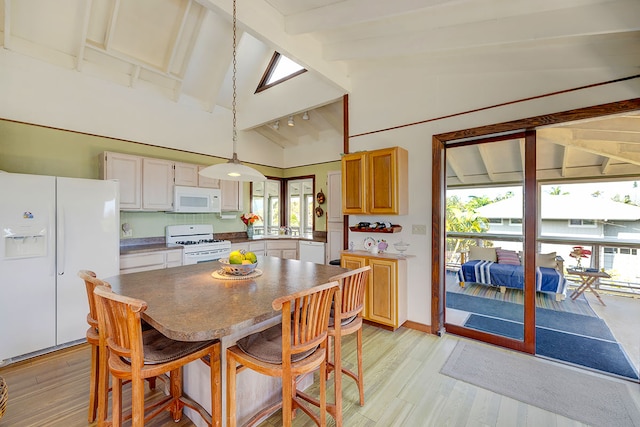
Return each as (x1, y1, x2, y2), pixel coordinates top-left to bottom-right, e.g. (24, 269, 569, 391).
(199, 0, 266, 182)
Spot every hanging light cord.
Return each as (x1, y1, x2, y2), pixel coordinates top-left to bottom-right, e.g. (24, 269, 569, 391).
(231, 0, 238, 156)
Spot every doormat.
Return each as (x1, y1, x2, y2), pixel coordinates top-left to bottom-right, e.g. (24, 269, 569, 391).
(464, 313, 639, 380)
(441, 341, 640, 427)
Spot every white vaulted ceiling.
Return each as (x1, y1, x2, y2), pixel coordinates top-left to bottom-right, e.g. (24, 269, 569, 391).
(1, 0, 639, 153)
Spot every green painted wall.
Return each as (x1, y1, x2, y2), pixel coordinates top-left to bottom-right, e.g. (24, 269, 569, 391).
(0, 119, 340, 237)
(284, 162, 341, 232)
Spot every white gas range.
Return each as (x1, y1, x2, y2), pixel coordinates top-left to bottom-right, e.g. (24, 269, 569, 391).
(165, 224, 231, 265)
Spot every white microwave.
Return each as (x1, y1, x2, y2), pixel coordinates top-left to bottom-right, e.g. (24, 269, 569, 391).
(171, 186, 221, 213)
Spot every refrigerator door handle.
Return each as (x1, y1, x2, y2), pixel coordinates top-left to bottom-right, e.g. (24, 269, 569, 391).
(57, 207, 64, 275)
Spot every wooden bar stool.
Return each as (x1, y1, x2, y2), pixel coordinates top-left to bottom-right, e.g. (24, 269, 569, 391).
(226, 281, 340, 427)
(93, 284, 221, 427)
(78, 270, 112, 422)
(326, 266, 370, 406)
(297, 266, 370, 420)
(78, 270, 159, 422)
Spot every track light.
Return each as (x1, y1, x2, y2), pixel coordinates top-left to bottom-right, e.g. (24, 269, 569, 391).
(272, 120, 279, 130)
(302, 111, 309, 120)
(288, 116, 295, 126)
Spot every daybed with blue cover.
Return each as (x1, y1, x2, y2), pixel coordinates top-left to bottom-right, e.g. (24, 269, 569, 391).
(457, 247, 567, 301)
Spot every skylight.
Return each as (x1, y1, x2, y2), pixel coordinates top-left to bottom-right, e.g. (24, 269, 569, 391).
(256, 52, 306, 93)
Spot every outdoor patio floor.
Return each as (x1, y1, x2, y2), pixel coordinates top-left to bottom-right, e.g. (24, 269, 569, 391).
(444, 271, 640, 377)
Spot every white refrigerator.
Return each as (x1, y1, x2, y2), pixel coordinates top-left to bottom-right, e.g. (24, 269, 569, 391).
(0, 173, 119, 361)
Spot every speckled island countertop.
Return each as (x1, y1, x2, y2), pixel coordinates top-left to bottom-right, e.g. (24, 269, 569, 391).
(105, 256, 348, 341)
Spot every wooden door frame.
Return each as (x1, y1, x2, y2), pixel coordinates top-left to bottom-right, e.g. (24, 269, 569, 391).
(431, 98, 640, 352)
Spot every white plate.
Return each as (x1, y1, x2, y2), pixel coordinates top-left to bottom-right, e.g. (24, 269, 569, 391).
(363, 237, 376, 250)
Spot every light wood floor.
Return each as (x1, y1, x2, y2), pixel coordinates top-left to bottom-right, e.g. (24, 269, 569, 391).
(1, 325, 638, 427)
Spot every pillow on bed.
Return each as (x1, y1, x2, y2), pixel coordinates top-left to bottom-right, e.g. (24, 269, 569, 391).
(536, 252, 557, 268)
(496, 248, 520, 265)
(468, 246, 497, 262)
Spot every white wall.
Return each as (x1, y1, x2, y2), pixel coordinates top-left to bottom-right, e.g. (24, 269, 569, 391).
(347, 64, 640, 326)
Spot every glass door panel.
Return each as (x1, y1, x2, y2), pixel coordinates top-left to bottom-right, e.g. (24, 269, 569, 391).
(445, 136, 526, 343)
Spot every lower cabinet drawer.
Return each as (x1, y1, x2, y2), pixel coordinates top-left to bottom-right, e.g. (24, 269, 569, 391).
(121, 253, 165, 270)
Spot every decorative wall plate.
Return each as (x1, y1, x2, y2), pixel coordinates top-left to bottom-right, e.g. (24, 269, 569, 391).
(316, 189, 325, 204)
(363, 237, 376, 250)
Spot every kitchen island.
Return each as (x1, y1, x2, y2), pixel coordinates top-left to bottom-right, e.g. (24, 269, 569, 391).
(106, 256, 348, 426)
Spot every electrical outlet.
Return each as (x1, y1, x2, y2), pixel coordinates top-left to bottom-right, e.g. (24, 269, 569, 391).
(412, 224, 427, 235)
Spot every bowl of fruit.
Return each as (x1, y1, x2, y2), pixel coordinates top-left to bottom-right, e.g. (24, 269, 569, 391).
(219, 250, 258, 276)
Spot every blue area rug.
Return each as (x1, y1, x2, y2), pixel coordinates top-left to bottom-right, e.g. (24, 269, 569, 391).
(446, 292, 639, 380)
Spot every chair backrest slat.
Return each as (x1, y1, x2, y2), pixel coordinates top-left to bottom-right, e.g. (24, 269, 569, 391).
(329, 266, 371, 321)
(94, 285, 147, 369)
(78, 270, 112, 331)
(275, 281, 339, 360)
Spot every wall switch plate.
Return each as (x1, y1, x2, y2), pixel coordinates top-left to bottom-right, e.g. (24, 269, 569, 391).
(412, 224, 427, 235)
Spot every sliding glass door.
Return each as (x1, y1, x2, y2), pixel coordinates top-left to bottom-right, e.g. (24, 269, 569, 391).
(443, 132, 536, 352)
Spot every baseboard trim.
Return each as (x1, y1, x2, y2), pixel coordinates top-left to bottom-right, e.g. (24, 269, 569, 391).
(402, 320, 433, 334)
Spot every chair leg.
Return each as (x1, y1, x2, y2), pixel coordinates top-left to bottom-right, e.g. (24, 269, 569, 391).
(210, 344, 222, 427)
(147, 377, 157, 390)
(131, 376, 146, 427)
(325, 335, 333, 380)
(319, 360, 327, 426)
(356, 328, 364, 406)
(282, 374, 293, 426)
(226, 352, 237, 427)
(88, 343, 99, 422)
(112, 377, 123, 427)
(96, 347, 110, 426)
(169, 368, 184, 422)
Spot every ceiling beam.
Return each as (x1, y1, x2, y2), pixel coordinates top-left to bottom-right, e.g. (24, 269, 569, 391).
(165, 0, 192, 74)
(4, 0, 12, 50)
(105, 0, 121, 51)
(76, 0, 93, 71)
(601, 157, 612, 175)
(446, 152, 467, 184)
(477, 145, 496, 181)
(561, 145, 570, 177)
(322, 0, 640, 61)
(284, 0, 451, 35)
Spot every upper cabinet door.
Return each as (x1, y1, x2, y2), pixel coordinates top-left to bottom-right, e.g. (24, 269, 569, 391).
(102, 151, 142, 210)
(341, 147, 408, 215)
(197, 165, 221, 189)
(142, 158, 174, 211)
(174, 162, 199, 187)
(220, 180, 243, 212)
(369, 147, 408, 215)
(341, 152, 368, 214)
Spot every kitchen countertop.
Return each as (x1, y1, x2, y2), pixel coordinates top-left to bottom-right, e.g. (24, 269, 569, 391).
(341, 250, 415, 260)
(120, 234, 326, 255)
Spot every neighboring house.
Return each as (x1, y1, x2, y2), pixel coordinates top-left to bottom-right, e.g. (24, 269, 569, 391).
(476, 193, 640, 279)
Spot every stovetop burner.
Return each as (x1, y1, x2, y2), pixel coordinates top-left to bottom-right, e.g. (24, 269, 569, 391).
(175, 239, 226, 245)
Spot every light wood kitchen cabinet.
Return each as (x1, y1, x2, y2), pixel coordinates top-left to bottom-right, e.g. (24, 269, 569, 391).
(101, 152, 142, 209)
(221, 180, 243, 211)
(341, 146, 408, 215)
(102, 152, 173, 211)
(174, 162, 199, 187)
(266, 240, 298, 259)
(142, 158, 174, 211)
(197, 165, 221, 189)
(120, 249, 182, 274)
(341, 152, 367, 214)
(340, 252, 407, 330)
